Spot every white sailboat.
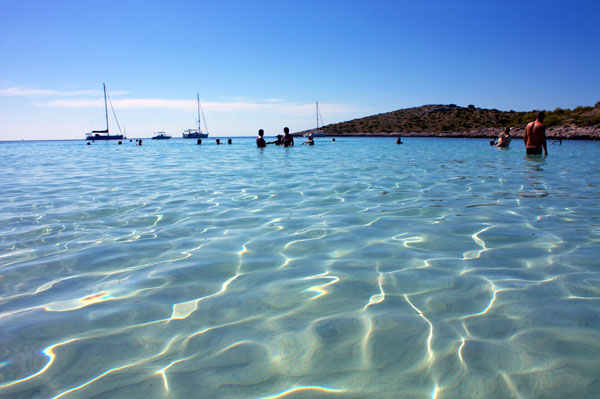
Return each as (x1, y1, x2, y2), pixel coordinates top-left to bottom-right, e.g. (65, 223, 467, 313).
(85, 83, 124, 141)
(183, 94, 209, 139)
(305, 101, 326, 137)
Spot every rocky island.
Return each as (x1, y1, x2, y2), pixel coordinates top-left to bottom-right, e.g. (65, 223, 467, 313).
(296, 102, 600, 140)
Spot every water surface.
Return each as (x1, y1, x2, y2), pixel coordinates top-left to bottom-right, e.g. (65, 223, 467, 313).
(1, 137, 599, 398)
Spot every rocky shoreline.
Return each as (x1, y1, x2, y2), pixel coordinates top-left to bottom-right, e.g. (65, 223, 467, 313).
(297, 126, 600, 140)
(295, 102, 600, 140)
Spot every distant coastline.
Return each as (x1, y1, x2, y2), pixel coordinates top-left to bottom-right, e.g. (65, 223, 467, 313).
(295, 103, 600, 140)
(295, 126, 600, 140)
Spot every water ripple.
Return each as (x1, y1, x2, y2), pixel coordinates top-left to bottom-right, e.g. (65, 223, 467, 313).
(1, 138, 600, 398)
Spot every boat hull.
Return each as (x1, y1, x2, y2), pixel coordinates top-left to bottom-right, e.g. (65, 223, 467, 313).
(182, 133, 208, 139)
(86, 134, 124, 141)
(152, 133, 171, 140)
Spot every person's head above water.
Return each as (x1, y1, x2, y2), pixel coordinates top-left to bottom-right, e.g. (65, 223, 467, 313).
(536, 111, 545, 122)
(258, 129, 264, 137)
(283, 127, 290, 135)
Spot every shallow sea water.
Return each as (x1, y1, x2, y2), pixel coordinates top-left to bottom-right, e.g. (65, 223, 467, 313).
(1, 137, 599, 399)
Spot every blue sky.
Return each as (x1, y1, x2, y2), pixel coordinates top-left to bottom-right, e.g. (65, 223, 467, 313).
(1, 0, 598, 140)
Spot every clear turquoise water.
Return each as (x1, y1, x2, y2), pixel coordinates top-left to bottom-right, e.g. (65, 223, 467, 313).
(1, 137, 599, 399)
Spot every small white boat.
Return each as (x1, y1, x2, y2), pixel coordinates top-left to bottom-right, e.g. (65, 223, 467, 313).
(152, 132, 171, 140)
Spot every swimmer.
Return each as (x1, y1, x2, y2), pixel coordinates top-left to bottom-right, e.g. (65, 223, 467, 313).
(496, 127, 512, 148)
(302, 135, 315, 146)
(282, 127, 294, 147)
(267, 135, 283, 145)
(256, 129, 267, 148)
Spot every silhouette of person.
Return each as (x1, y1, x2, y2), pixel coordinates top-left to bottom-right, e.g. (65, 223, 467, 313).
(256, 129, 267, 148)
(302, 135, 315, 146)
(267, 135, 283, 145)
(282, 127, 294, 147)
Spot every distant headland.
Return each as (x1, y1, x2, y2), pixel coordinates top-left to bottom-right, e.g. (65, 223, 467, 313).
(295, 102, 600, 140)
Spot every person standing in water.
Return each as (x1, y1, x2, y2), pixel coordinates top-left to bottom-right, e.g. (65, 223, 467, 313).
(524, 111, 548, 155)
(256, 129, 267, 148)
(282, 127, 294, 147)
(496, 127, 512, 148)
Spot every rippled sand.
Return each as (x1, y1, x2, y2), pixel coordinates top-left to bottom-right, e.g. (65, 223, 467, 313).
(1, 138, 599, 398)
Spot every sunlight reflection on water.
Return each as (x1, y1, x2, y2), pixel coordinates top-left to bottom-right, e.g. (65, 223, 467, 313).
(1, 137, 599, 398)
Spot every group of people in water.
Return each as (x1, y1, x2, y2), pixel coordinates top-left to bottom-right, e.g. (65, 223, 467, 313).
(490, 127, 512, 147)
(196, 138, 233, 145)
(254, 113, 552, 156)
(488, 111, 551, 155)
(256, 127, 317, 148)
(86, 113, 553, 156)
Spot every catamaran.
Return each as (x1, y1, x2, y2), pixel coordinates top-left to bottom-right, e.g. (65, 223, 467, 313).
(183, 94, 209, 139)
(85, 83, 124, 141)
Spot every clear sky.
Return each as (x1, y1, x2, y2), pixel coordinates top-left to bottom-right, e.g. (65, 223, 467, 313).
(1, 0, 598, 140)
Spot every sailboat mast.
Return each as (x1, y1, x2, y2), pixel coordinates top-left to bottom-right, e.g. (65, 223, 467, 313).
(197, 93, 201, 133)
(316, 101, 319, 135)
(103, 83, 109, 133)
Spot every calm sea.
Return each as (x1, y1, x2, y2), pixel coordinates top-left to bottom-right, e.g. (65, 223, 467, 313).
(1, 137, 599, 399)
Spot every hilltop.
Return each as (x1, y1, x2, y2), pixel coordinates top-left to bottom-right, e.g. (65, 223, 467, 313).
(296, 102, 600, 140)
